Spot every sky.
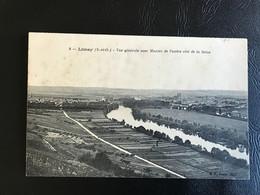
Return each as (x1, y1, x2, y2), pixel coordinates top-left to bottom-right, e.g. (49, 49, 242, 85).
(28, 33, 248, 91)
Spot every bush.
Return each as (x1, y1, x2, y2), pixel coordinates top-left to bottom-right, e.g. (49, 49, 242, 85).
(174, 136, 183, 144)
(78, 152, 93, 163)
(184, 140, 191, 146)
(92, 151, 113, 170)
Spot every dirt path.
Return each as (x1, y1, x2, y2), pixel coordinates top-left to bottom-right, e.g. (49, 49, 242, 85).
(63, 110, 186, 179)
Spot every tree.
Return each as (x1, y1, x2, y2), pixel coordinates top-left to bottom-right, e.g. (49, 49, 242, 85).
(135, 126, 146, 134)
(149, 129, 154, 136)
(120, 119, 125, 125)
(221, 150, 231, 160)
(154, 131, 164, 139)
(93, 151, 113, 170)
(174, 136, 183, 144)
(165, 135, 171, 141)
(184, 139, 191, 146)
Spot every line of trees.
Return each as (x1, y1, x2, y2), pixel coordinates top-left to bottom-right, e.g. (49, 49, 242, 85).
(131, 108, 248, 151)
(133, 125, 248, 169)
(28, 102, 57, 109)
(210, 147, 247, 168)
(63, 101, 108, 110)
(104, 103, 119, 114)
(122, 98, 169, 109)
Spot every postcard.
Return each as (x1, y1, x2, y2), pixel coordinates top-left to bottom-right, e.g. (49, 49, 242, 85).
(27, 33, 249, 179)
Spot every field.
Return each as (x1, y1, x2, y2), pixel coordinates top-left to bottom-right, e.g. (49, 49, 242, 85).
(26, 108, 249, 179)
(141, 108, 248, 138)
(26, 109, 181, 178)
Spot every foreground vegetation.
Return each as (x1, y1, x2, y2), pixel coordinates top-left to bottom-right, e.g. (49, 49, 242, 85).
(26, 107, 249, 179)
(26, 109, 177, 178)
(78, 151, 141, 177)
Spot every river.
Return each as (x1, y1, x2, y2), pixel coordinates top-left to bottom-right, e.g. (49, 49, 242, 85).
(107, 106, 249, 163)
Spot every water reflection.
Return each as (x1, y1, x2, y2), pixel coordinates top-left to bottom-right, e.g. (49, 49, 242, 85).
(107, 106, 249, 163)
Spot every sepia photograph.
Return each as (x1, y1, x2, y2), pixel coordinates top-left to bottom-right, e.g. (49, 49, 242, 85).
(26, 33, 249, 179)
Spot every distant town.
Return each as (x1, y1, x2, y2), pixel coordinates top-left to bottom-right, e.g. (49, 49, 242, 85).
(26, 87, 249, 179)
(28, 91, 248, 121)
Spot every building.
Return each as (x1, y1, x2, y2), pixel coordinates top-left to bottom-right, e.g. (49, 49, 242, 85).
(176, 93, 181, 103)
(172, 93, 181, 104)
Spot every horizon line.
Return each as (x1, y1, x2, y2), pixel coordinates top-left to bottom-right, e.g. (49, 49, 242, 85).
(28, 85, 248, 92)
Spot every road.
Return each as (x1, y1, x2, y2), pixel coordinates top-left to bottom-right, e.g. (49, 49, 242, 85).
(62, 110, 186, 179)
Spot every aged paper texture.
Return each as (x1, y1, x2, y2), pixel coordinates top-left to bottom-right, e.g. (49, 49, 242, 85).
(27, 33, 248, 179)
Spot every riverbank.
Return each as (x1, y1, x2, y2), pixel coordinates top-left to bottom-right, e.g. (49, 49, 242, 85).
(133, 108, 248, 152)
(27, 108, 249, 179)
(107, 106, 249, 168)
